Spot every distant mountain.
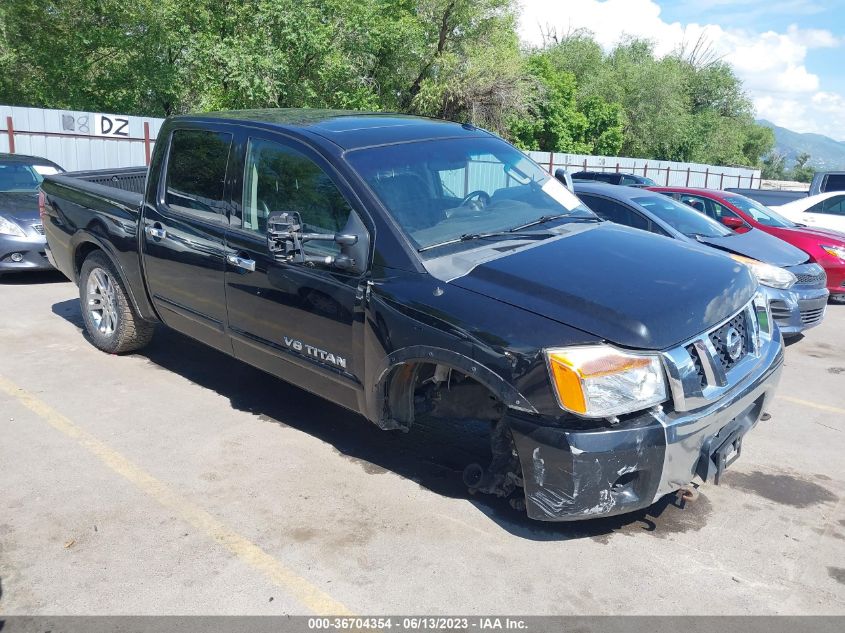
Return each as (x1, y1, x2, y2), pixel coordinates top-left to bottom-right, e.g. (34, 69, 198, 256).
(758, 119, 845, 170)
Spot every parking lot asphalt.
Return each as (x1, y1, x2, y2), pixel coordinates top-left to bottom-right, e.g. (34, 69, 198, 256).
(1, 271, 844, 615)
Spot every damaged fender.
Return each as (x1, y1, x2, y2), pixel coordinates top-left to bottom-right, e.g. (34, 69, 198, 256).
(365, 345, 537, 430)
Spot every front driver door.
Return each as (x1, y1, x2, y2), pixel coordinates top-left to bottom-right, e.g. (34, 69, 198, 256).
(224, 135, 370, 412)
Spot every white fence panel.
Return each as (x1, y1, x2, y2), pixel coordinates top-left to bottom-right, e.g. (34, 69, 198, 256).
(1, 105, 164, 172)
(529, 151, 761, 190)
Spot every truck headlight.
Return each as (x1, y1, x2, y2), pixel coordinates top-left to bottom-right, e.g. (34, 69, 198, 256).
(730, 254, 796, 289)
(0, 215, 26, 237)
(545, 345, 668, 418)
(821, 245, 845, 261)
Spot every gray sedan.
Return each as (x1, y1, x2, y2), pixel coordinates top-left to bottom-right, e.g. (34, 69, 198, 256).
(0, 153, 64, 276)
(574, 182, 829, 337)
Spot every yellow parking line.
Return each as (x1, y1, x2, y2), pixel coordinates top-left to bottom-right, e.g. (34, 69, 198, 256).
(0, 374, 352, 616)
(779, 395, 845, 416)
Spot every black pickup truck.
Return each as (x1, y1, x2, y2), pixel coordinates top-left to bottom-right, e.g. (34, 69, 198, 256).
(41, 110, 784, 521)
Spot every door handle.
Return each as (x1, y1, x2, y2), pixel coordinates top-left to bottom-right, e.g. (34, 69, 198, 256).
(145, 225, 167, 239)
(227, 254, 256, 272)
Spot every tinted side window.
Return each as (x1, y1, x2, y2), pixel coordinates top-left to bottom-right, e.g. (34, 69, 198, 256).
(165, 129, 233, 221)
(242, 138, 353, 255)
(823, 195, 845, 215)
(579, 194, 649, 230)
(809, 195, 845, 215)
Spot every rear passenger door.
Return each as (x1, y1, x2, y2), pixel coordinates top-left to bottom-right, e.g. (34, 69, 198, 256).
(223, 133, 370, 411)
(141, 125, 234, 353)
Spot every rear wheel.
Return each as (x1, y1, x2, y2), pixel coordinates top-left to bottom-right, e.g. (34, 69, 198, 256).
(79, 252, 154, 354)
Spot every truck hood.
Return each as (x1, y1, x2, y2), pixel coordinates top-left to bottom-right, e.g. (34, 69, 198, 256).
(696, 228, 808, 267)
(0, 192, 40, 222)
(448, 223, 757, 350)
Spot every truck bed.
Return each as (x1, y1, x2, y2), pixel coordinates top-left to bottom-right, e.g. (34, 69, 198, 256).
(41, 166, 152, 319)
(44, 166, 147, 213)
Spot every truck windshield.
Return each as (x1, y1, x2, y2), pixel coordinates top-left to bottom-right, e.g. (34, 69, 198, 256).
(346, 137, 595, 251)
(0, 161, 60, 192)
(723, 194, 796, 228)
(632, 195, 733, 238)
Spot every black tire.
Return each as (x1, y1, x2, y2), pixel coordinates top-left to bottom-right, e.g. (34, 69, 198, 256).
(78, 251, 155, 354)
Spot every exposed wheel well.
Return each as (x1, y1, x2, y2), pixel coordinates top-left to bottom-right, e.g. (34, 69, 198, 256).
(74, 242, 102, 280)
(382, 361, 523, 502)
(383, 361, 506, 429)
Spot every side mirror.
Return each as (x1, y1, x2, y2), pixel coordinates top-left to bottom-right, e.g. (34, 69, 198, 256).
(720, 216, 745, 230)
(267, 211, 369, 274)
(554, 168, 574, 192)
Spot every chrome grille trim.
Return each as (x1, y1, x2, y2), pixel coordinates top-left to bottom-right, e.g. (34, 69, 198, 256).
(662, 300, 762, 412)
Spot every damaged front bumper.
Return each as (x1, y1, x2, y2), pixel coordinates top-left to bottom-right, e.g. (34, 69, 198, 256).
(507, 332, 784, 521)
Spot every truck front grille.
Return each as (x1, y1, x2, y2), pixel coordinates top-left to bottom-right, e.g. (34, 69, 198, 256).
(663, 300, 763, 412)
(708, 311, 749, 372)
(685, 344, 706, 387)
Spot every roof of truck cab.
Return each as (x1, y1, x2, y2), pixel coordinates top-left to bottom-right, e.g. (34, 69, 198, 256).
(176, 109, 492, 151)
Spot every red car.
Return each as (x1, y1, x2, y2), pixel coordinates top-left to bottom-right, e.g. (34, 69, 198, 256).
(650, 187, 845, 302)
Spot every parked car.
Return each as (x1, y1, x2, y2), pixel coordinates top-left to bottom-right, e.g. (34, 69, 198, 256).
(41, 110, 784, 522)
(574, 182, 829, 336)
(771, 191, 845, 234)
(571, 171, 657, 187)
(726, 170, 845, 206)
(650, 187, 845, 303)
(0, 153, 63, 275)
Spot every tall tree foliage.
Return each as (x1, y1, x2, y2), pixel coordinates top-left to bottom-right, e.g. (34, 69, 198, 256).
(537, 30, 773, 166)
(0, 3, 774, 167)
(509, 54, 623, 154)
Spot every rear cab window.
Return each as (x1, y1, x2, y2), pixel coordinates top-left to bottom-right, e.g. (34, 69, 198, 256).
(821, 174, 845, 193)
(164, 129, 233, 222)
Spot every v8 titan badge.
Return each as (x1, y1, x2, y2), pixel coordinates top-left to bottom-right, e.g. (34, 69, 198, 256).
(284, 337, 347, 369)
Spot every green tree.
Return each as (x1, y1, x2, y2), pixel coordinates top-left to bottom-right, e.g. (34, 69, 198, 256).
(789, 152, 815, 183)
(508, 53, 622, 154)
(538, 32, 774, 166)
(761, 152, 787, 180)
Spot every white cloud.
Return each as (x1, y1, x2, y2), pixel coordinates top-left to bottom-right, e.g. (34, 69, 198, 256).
(517, 0, 845, 141)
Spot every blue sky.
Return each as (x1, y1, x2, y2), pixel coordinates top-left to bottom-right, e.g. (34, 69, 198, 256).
(518, 0, 845, 140)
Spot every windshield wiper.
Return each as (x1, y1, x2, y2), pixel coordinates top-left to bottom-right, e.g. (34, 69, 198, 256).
(509, 213, 601, 232)
(417, 231, 549, 253)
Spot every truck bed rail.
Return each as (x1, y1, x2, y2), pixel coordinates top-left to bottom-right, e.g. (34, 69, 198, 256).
(65, 166, 148, 195)
(43, 172, 144, 211)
